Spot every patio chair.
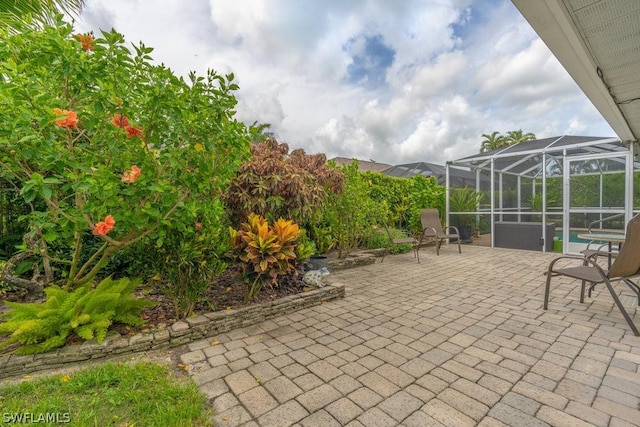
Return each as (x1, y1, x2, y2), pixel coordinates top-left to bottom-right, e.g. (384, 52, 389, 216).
(380, 224, 420, 263)
(420, 209, 461, 255)
(544, 214, 640, 336)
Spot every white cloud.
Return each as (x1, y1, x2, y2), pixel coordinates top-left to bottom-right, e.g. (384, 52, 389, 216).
(77, 0, 614, 166)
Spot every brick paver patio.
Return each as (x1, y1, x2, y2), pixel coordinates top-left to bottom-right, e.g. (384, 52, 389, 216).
(180, 245, 640, 426)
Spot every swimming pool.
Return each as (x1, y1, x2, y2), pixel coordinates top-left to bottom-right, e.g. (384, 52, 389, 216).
(554, 230, 620, 243)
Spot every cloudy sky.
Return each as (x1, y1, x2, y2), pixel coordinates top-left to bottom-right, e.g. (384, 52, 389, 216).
(76, 0, 615, 166)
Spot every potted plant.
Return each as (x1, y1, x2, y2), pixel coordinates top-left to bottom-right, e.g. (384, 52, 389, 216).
(449, 187, 481, 243)
(309, 226, 334, 270)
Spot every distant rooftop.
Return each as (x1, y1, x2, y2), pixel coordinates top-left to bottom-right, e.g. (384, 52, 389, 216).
(329, 157, 393, 173)
(383, 162, 477, 187)
(329, 157, 476, 187)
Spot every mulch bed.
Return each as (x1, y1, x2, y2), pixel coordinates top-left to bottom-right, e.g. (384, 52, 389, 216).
(129, 266, 306, 334)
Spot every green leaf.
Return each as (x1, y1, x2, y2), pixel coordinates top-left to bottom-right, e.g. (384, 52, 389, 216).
(17, 135, 37, 143)
(41, 186, 52, 200)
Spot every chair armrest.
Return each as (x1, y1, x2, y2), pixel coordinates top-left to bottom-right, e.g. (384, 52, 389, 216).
(547, 254, 607, 276)
(444, 225, 460, 235)
(581, 242, 618, 261)
(583, 249, 619, 260)
(547, 254, 588, 272)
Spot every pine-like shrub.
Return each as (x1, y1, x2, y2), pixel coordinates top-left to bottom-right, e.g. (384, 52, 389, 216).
(0, 277, 154, 354)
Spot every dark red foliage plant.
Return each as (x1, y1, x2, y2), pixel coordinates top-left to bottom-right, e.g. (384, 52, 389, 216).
(224, 138, 345, 226)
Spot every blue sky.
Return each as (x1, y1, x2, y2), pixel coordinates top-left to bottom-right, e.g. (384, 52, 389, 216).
(76, 0, 615, 166)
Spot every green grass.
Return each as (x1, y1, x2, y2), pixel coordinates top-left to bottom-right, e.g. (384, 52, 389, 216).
(0, 362, 211, 426)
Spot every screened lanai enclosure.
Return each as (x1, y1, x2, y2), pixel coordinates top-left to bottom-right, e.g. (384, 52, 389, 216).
(446, 135, 640, 254)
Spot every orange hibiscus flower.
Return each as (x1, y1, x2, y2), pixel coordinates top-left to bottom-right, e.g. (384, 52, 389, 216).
(53, 108, 78, 128)
(111, 114, 130, 129)
(125, 126, 143, 139)
(76, 33, 94, 51)
(121, 165, 141, 183)
(92, 215, 116, 236)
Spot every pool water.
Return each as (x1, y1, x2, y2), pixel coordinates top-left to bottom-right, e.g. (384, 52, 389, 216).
(554, 230, 620, 244)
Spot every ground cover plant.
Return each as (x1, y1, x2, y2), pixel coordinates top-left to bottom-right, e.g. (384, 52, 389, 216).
(0, 362, 211, 426)
(0, 277, 154, 355)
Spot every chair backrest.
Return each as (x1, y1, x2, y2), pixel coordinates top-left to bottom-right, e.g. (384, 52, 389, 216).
(421, 209, 444, 236)
(608, 214, 640, 278)
(382, 223, 395, 241)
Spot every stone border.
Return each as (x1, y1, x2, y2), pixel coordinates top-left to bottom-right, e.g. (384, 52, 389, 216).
(0, 283, 345, 380)
(327, 249, 382, 270)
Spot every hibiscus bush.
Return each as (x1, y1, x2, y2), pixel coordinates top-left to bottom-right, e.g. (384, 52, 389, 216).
(0, 20, 251, 289)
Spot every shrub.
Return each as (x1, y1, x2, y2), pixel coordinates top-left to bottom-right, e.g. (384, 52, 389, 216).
(0, 277, 154, 354)
(0, 21, 250, 289)
(146, 208, 229, 319)
(407, 175, 446, 233)
(365, 226, 413, 254)
(450, 187, 481, 227)
(294, 229, 316, 261)
(359, 171, 413, 227)
(0, 183, 30, 259)
(224, 138, 344, 226)
(316, 162, 390, 258)
(229, 213, 301, 301)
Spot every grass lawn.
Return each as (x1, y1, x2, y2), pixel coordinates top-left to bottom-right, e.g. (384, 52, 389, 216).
(0, 361, 211, 426)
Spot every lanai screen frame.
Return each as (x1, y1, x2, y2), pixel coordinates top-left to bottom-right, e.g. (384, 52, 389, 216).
(445, 136, 639, 253)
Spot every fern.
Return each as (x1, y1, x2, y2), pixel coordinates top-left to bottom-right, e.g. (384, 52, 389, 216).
(0, 277, 155, 355)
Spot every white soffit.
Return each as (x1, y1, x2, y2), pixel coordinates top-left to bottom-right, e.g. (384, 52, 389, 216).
(511, 0, 640, 143)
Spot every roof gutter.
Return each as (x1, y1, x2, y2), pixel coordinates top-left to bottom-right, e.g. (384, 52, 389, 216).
(511, 0, 637, 143)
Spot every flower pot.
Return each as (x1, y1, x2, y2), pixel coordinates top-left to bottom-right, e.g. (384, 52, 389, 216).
(309, 255, 329, 270)
(458, 225, 474, 244)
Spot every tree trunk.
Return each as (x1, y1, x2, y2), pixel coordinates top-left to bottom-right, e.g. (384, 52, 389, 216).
(1, 252, 44, 295)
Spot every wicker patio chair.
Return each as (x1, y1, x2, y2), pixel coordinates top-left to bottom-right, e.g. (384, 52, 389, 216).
(420, 209, 461, 255)
(544, 214, 640, 336)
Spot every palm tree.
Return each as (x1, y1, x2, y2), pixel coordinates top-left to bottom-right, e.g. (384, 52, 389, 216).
(479, 131, 507, 153)
(505, 129, 536, 145)
(0, 0, 85, 30)
(249, 121, 275, 143)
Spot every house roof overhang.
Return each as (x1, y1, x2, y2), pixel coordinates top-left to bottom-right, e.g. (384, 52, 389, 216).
(511, 0, 640, 144)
